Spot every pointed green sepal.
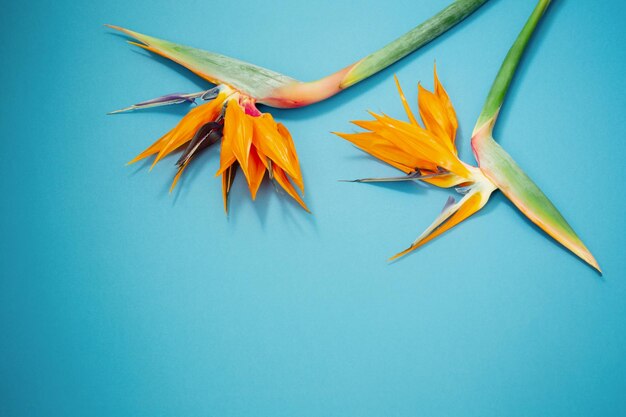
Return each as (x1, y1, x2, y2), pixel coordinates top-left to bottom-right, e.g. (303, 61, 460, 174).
(472, 133, 601, 272)
(340, 0, 489, 89)
(107, 0, 490, 108)
(106, 25, 299, 101)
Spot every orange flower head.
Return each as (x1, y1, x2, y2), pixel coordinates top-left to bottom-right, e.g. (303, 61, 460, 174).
(127, 85, 308, 213)
(334, 66, 496, 259)
(335, 66, 476, 189)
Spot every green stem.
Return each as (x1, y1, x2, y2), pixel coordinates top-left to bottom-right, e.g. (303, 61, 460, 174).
(340, 0, 490, 88)
(111, 1, 491, 108)
(271, 0, 490, 107)
(474, 0, 551, 135)
(470, 0, 600, 272)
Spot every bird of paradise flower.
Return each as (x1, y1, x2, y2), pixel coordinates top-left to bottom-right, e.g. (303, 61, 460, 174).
(335, 0, 601, 272)
(107, 0, 489, 212)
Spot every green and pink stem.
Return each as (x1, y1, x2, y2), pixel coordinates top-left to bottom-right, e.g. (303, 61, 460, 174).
(108, 0, 489, 111)
(470, 0, 601, 272)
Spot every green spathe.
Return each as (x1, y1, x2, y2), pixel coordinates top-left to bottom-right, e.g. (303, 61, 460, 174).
(473, 133, 600, 271)
(107, 0, 489, 107)
(470, 0, 601, 272)
(340, 0, 489, 89)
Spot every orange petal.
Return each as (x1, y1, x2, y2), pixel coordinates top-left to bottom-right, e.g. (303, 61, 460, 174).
(215, 110, 238, 177)
(368, 112, 469, 177)
(252, 114, 300, 181)
(333, 131, 416, 173)
(433, 64, 458, 146)
(247, 145, 266, 200)
(169, 164, 187, 192)
(393, 75, 420, 127)
(272, 165, 310, 212)
(390, 187, 493, 261)
(276, 122, 304, 192)
(153, 98, 224, 168)
(417, 84, 456, 153)
(224, 101, 255, 183)
(422, 173, 469, 188)
(350, 119, 439, 171)
(128, 95, 225, 166)
(127, 135, 170, 165)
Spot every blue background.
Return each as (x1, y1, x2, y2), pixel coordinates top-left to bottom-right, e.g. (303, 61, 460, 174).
(1, 0, 625, 415)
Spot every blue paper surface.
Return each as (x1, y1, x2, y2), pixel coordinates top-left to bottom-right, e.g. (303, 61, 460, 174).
(1, 0, 625, 415)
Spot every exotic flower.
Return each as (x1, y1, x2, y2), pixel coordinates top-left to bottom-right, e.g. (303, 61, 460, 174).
(335, 0, 601, 272)
(106, 0, 489, 211)
(336, 69, 497, 259)
(121, 85, 306, 212)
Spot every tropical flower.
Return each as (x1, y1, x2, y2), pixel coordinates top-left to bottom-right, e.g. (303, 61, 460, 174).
(121, 85, 306, 212)
(335, 68, 497, 260)
(335, 0, 601, 272)
(106, 0, 489, 211)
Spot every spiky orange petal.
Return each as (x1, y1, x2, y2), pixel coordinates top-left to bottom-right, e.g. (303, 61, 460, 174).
(393, 75, 420, 127)
(252, 114, 301, 181)
(224, 102, 255, 184)
(433, 65, 458, 149)
(369, 112, 469, 177)
(247, 146, 266, 199)
(389, 187, 492, 261)
(417, 83, 457, 155)
(216, 115, 237, 177)
(276, 122, 304, 192)
(169, 165, 187, 192)
(272, 165, 310, 212)
(128, 96, 224, 166)
(350, 119, 439, 172)
(333, 132, 417, 173)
